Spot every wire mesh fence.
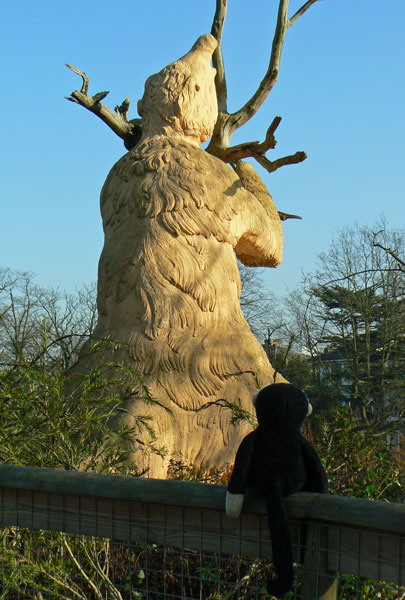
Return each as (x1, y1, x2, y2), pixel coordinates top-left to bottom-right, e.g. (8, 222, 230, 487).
(0, 465, 404, 599)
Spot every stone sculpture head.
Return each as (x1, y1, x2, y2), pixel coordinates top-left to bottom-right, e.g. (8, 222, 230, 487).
(137, 34, 218, 146)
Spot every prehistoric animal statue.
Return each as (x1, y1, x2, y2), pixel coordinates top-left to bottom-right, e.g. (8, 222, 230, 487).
(69, 34, 285, 477)
(67, 2, 324, 478)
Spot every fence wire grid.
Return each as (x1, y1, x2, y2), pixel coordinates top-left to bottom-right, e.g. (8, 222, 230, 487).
(0, 467, 404, 600)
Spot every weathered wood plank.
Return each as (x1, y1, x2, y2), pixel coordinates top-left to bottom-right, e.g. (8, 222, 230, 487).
(0, 487, 274, 558)
(283, 492, 405, 535)
(0, 464, 403, 536)
(327, 526, 405, 585)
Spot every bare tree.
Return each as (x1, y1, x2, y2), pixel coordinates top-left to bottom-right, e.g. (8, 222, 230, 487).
(283, 219, 405, 427)
(0, 269, 46, 363)
(0, 269, 97, 369)
(238, 262, 284, 342)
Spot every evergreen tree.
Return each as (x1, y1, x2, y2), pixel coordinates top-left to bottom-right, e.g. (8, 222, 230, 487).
(290, 219, 404, 426)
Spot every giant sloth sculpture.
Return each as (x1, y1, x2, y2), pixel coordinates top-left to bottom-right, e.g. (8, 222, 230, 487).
(72, 34, 285, 477)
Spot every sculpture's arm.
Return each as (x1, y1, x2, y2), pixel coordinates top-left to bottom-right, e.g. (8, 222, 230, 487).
(229, 171, 284, 269)
(234, 160, 302, 223)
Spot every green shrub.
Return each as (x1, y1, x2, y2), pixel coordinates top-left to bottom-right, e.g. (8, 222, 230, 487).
(311, 406, 402, 502)
(0, 354, 162, 599)
(0, 356, 158, 473)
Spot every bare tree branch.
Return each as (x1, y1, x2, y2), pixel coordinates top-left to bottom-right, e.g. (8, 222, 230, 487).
(229, 0, 289, 132)
(373, 231, 405, 270)
(209, 111, 306, 181)
(231, 0, 323, 130)
(114, 97, 131, 122)
(217, 116, 281, 162)
(65, 64, 142, 150)
(252, 150, 307, 174)
(210, 0, 228, 114)
(255, 116, 282, 152)
(67, 64, 90, 94)
(373, 243, 405, 269)
(289, 0, 323, 27)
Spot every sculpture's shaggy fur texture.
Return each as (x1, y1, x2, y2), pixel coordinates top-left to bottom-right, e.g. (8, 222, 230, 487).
(73, 35, 285, 477)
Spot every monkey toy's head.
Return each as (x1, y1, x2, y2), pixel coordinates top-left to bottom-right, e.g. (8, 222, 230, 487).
(252, 383, 312, 430)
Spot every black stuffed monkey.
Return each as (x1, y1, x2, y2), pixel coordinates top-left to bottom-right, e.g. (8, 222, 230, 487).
(226, 383, 328, 598)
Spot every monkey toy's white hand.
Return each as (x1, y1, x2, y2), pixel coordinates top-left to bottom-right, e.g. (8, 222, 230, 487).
(225, 491, 245, 518)
(226, 430, 257, 518)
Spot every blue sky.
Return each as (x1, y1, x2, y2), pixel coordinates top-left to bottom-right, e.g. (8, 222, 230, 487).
(1, 1, 404, 296)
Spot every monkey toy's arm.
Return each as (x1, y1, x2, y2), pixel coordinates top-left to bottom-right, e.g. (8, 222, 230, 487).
(300, 436, 329, 494)
(226, 431, 257, 518)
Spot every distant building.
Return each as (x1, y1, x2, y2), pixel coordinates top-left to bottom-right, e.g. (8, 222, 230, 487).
(314, 348, 351, 397)
(263, 336, 310, 363)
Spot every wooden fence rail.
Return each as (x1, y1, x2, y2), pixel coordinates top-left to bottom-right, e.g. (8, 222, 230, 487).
(0, 464, 404, 599)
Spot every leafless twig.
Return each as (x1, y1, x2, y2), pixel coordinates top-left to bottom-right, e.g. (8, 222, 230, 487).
(372, 231, 405, 270)
(66, 64, 142, 150)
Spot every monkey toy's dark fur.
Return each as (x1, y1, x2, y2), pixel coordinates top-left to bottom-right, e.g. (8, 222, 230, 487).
(226, 383, 328, 597)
